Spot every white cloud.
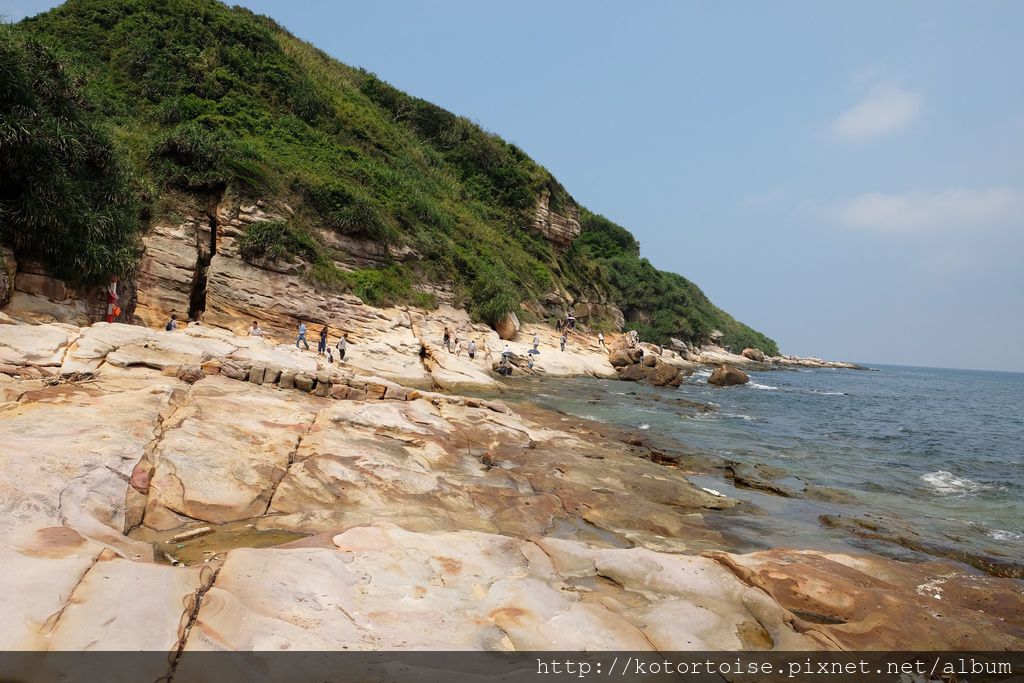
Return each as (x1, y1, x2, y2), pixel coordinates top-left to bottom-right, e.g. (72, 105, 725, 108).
(829, 187, 1024, 233)
(832, 83, 922, 142)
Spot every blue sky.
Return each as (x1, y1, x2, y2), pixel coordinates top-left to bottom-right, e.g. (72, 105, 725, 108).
(7, 1, 1024, 371)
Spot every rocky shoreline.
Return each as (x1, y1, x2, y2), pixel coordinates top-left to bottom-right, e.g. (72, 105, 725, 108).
(0, 318, 1021, 653)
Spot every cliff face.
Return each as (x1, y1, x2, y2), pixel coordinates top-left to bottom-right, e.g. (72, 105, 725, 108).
(530, 191, 581, 250)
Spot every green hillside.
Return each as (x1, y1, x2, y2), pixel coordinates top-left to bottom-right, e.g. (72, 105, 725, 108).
(1, 0, 778, 354)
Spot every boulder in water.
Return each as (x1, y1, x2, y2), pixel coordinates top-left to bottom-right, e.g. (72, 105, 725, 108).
(709, 365, 749, 387)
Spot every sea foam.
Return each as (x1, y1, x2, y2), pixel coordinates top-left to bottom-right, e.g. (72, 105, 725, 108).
(920, 470, 991, 495)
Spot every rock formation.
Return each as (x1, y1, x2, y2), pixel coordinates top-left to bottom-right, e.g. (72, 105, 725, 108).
(709, 365, 750, 386)
(0, 319, 1020, 655)
(529, 190, 581, 250)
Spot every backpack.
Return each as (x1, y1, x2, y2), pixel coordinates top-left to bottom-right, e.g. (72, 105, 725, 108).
(165, 321, 173, 331)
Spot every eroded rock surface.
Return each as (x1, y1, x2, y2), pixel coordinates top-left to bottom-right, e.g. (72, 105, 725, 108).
(0, 320, 1020, 656)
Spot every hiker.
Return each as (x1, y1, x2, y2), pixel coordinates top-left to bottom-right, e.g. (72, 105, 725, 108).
(165, 313, 178, 332)
(555, 318, 564, 332)
(454, 336, 463, 356)
(468, 339, 477, 360)
(105, 276, 119, 323)
(318, 325, 329, 355)
(532, 333, 540, 351)
(598, 331, 605, 349)
(336, 333, 348, 362)
(527, 356, 535, 370)
(560, 331, 567, 352)
(249, 320, 263, 337)
(296, 321, 310, 350)
(443, 327, 452, 352)
(482, 339, 493, 361)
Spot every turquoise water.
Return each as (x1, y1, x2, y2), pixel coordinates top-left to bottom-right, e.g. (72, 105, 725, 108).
(501, 364, 1024, 570)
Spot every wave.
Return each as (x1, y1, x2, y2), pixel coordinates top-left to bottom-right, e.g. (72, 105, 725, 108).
(986, 528, 1023, 542)
(639, 423, 650, 430)
(748, 382, 778, 391)
(692, 369, 712, 379)
(920, 470, 993, 495)
(808, 389, 846, 396)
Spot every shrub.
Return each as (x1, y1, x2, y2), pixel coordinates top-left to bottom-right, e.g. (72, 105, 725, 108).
(237, 220, 317, 262)
(0, 26, 142, 284)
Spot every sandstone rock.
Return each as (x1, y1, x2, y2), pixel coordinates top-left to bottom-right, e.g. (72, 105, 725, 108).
(616, 363, 645, 382)
(248, 364, 266, 385)
(278, 369, 296, 390)
(709, 365, 749, 386)
(608, 348, 642, 368)
(345, 388, 367, 401)
(294, 373, 314, 392)
(494, 310, 520, 340)
(742, 347, 766, 362)
(647, 361, 683, 387)
(642, 353, 657, 367)
(0, 323, 76, 367)
(201, 360, 221, 375)
(263, 366, 281, 384)
(383, 384, 409, 401)
(176, 364, 205, 384)
(707, 549, 1024, 650)
(142, 378, 316, 529)
(181, 525, 812, 652)
(219, 360, 249, 380)
(329, 383, 350, 400)
(529, 190, 581, 250)
(313, 372, 331, 397)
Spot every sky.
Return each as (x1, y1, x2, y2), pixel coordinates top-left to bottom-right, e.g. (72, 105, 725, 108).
(6, 1, 1024, 371)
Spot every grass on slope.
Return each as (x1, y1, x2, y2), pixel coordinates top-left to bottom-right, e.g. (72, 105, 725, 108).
(7, 0, 778, 354)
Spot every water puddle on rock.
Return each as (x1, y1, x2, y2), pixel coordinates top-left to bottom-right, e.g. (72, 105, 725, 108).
(128, 519, 307, 565)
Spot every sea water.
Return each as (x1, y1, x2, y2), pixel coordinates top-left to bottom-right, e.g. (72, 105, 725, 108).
(500, 364, 1024, 569)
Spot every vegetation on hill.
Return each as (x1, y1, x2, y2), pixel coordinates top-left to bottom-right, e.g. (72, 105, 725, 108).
(5, 0, 778, 354)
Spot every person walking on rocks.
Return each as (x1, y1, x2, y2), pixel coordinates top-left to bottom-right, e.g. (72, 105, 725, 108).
(165, 313, 178, 331)
(336, 333, 348, 362)
(296, 321, 310, 350)
(455, 337, 465, 357)
(468, 339, 477, 360)
(560, 331, 567, 352)
(443, 327, 452, 353)
(249, 320, 263, 337)
(318, 325, 329, 355)
(532, 333, 540, 351)
(482, 339, 493, 362)
(598, 331, 605, 350)
(105, 276, 119, 324)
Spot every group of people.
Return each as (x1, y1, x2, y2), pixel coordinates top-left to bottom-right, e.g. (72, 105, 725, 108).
(292, 321, 349, 364)
(156, 307, 611, 377)
(441, 327, 493, 362)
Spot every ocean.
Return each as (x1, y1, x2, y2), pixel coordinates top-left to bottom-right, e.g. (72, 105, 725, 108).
(501, 364, 1024, 574)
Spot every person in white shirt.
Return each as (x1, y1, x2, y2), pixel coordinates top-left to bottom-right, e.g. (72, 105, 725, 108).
(249, 320, 263, 337)
(336, 333, 348, 361)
